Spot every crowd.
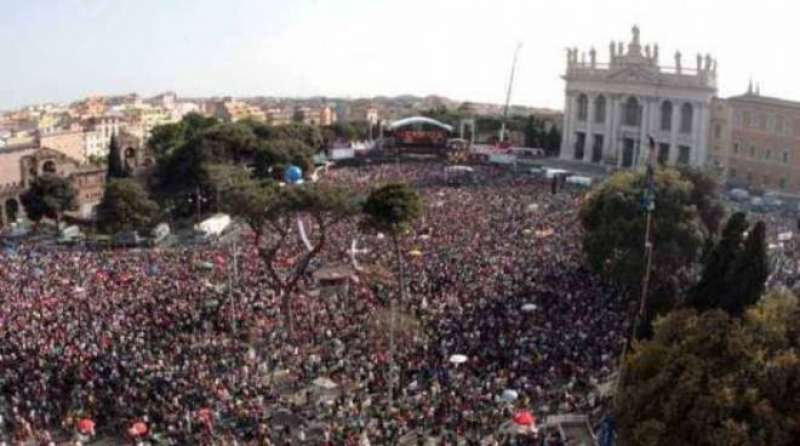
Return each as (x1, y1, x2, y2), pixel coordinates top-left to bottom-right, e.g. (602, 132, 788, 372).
(0, 162, 628, 445)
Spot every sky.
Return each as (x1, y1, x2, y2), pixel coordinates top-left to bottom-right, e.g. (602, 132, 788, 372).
(0, 0, 798, 111)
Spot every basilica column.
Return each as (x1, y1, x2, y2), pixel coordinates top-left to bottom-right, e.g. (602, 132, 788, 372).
(694, 102, 709, 167)
(602, 96, 614, 162)
(669, 103, 679, 165)
(584, 94, 594, 162)
(637, 96, 651, 168)
(560, 92, 575, 160)
(609, 95, 620, 167)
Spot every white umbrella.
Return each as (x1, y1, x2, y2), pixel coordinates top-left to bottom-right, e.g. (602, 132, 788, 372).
(501, 389, 519, 402)
(449, 354, 468, 365)
(312, 377, 338, 390)
(521, 303, 538, 312)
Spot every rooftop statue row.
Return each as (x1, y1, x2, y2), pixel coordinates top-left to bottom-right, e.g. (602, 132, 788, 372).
(565, 25, 717, 78)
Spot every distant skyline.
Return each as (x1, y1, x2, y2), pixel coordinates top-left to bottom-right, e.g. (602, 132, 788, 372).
(1, 0, 799, 111)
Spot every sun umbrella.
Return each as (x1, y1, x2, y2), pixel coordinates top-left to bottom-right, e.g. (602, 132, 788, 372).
(501, 389, 519, 402)
(77, 418, 95, 435)
(449, 354, 468, 364)
(513, 410, 536, 426)
(521, 303, 537, 312)
(128, 421, 148, 437)
(408, 249, 423, 257)
(313, 376, 338, 390)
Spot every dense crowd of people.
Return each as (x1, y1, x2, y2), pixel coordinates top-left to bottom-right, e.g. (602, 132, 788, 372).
(9, 161, 791, 444)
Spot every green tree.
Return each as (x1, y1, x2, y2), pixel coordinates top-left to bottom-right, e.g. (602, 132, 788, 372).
(677, 166, 726, 235)
(107, 134, 128, 179)
(722, 221, 769, 316)
(616, 292, 800, 446)
(252, 139, 315, 181)
(687, 215, 769, 317)
(96, 178, 159, 233)
(523, 115, 544, 148)
(580, 169, 706, 312)
(687, 212, 749, 312)
(224, 180, 358, 337)
(545, 125, 561, 156)
(361, 183, 423, 403)
(153, 122, 259, 211)
(20, 175, 77, 227)
(148, 112, 218, 163)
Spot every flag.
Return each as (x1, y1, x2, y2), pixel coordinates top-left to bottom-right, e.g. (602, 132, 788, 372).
(641, 136, 656, 212)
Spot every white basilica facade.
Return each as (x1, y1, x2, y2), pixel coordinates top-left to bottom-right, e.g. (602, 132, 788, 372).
(560, 26, 717, 169)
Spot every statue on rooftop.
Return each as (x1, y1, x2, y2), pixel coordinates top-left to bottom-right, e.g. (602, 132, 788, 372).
(632, 25, 640, 46)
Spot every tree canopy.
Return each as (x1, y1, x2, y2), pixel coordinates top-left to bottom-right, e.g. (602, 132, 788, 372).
(252, 139, 315, 181)
(20, 175, 78, 226)
(361, 183, 423, 237)
(150, 114, 323, 217)
(687, 213, 769, 316)
(579, 169, 706, 310)
(107, 134, 128, 179)
(96, 178, 160, 234)
(223, 179, 359, 337)
(616, 291, 800, 446)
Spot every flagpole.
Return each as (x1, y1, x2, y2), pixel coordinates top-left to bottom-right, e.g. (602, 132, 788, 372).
(614, 135, 656, 407)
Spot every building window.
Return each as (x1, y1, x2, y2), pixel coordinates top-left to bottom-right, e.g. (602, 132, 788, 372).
(783, 151, 790, 163)
(746, 171, 753, 183)
(624, 97, 641, 126)
(678, 145, 691, 165)
(658, 143, 670, 165)
(574, 132, 586, 160)
(594, 95, 606, 124)
(734, 111, 742, 127)
(750, 146, 756, 157)
(743, 112, 751, 127)
(733, 143, 740, 154)
(577, 94, 588, 121)
(591, 134, 604, 162)
(780, 177, 788, 190)
(680, 103, 693, 134)
(730, 168, 737, 178)
(763, 176, 770, 187)
(660, 101, 673, 131)
(714, 124, 721, 139)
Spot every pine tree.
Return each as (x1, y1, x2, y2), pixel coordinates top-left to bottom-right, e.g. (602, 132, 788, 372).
(721, 221, 769, 316)
(107, 134, 128, 179)
(687, 212, 748, 311)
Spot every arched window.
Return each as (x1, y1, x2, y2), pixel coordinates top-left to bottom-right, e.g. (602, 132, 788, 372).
(624, 97, 641, 126)
(5, 199, 19, 223)
(42, 160, 57, 174)
(680, 103, 693, 133)
(577, 94, 588, 121)
(594, 95, 606, 123)
(660, 101, 673, 131)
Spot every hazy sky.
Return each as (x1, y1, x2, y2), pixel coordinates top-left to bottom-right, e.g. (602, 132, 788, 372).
(1, 0, 797, 111)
